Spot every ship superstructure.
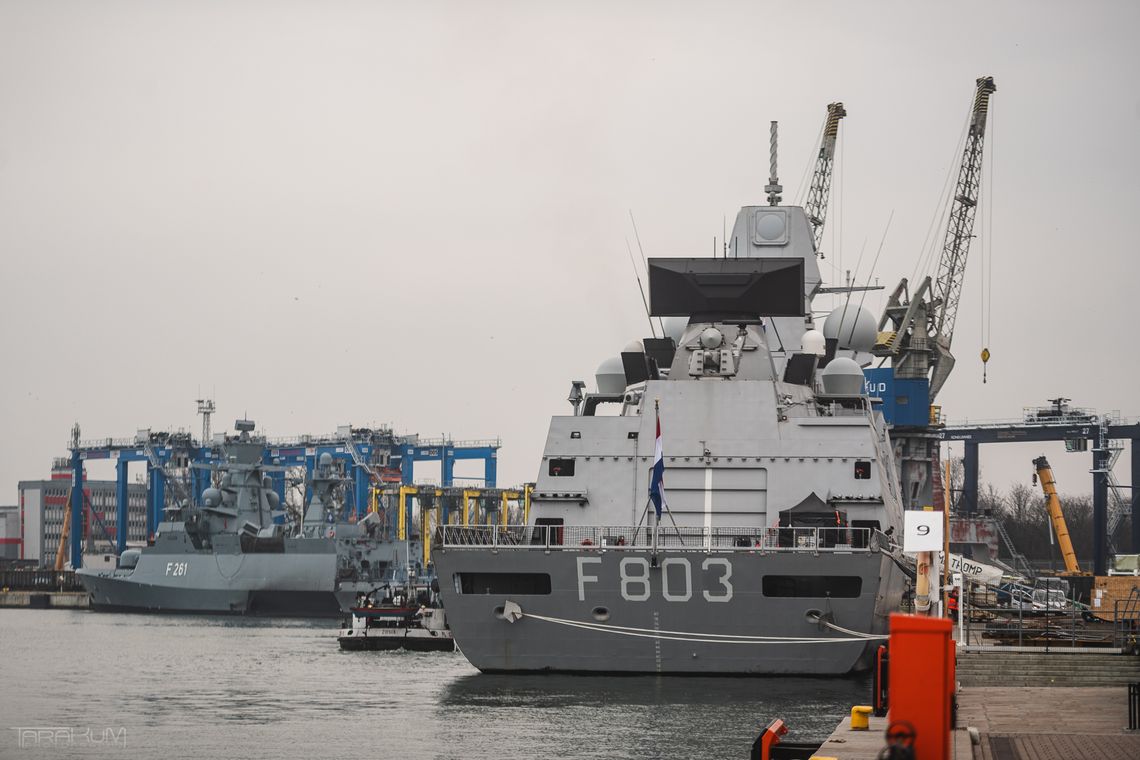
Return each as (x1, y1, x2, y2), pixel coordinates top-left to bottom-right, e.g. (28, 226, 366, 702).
(432, 192, 908, 674)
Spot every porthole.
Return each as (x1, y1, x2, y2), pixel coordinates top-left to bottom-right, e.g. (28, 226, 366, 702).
(591, 606, 610, 622)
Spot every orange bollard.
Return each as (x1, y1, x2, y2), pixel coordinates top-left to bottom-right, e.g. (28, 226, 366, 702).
(887, 613, 954, 760)
(753, 718, 787, 760)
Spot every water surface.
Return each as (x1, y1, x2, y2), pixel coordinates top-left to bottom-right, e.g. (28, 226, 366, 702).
(0, 610, 868, 759)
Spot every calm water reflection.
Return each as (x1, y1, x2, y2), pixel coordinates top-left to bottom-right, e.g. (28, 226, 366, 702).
(0, 610, 867, 759)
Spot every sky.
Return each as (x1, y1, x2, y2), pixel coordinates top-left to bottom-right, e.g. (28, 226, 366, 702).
(1, 1, 1138, 507)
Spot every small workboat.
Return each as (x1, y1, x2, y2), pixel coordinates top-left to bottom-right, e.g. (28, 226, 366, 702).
(337, 586, 456, 652)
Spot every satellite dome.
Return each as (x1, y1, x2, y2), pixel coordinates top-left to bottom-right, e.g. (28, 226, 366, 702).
(823, 306, 876, 352)
(595, 355, 626, 395)
(662, 316, 688, 343)
(318, 452, 333, 467)
(801, 329, 826, 357)
(821, 357, 866, 396)
(622, 339, 645, 354)
(202, 488, 222, 508)
(699, 327, 725, 349)
(266, 490, 281, 510)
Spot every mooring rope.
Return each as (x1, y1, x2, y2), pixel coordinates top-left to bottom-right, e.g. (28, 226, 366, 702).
(515, 609, 887, 645)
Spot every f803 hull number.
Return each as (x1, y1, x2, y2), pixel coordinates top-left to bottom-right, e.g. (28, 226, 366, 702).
(576, 556, 733, 603)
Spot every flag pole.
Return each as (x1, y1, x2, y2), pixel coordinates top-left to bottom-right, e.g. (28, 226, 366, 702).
(652, 399, 661, 566)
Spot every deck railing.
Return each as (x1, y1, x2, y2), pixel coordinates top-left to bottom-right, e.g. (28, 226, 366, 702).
(434, 525, 874, 553)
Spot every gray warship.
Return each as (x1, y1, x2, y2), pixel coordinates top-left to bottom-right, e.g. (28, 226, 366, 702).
(77, 421, 409, 616)
(432, 179, 908, 675)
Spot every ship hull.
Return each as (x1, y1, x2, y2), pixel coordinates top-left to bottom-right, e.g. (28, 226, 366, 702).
(77, 545, 343, 617)
(434, 547, 903, 675)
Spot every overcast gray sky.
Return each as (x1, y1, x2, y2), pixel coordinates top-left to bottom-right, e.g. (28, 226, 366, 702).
(2, 1, 1138, 506)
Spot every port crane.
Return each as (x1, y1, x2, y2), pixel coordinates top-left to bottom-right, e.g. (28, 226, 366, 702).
(874, 76, 997, 401)
(803, 101, 847, 256)
(1032, 455, 1089, 576)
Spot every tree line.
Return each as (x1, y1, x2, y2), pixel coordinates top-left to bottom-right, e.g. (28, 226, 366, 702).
(950, 463, 1132, 569)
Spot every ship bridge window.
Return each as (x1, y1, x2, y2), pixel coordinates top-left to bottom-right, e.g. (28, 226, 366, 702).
(549, 458, 575, 477)
(762, 575, 862, 598)
(455, 572, 552, 595)
(854, 461, 871, 479)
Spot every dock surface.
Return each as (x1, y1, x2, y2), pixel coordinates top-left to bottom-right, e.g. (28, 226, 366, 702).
(815, 686, 1140, 759)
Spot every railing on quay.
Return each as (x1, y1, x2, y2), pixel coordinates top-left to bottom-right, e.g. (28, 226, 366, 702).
(959, 584, 1117, 650)
(0, 569, 85, 592)
(434, 525, 875, 554)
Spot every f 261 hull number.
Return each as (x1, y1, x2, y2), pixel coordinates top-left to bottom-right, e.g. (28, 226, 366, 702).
(576, 557, 733, 603)
(165, 562, 189, 576)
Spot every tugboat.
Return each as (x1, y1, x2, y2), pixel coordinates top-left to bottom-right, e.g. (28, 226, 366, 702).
(338, 585, 456, 652)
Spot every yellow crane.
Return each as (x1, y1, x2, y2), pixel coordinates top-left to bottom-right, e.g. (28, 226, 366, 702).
(1032, 455, 1089, 576)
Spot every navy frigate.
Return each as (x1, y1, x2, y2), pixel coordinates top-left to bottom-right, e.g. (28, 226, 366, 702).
(77, 421, 410, 616)
(432, 158, 909, 674)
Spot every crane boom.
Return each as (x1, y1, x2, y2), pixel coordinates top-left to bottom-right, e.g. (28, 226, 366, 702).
(873, 76, 996, 402)
(803, 102, 847, 254)
(1033, 455, 1086, 576)
(933, 76, 997, 345)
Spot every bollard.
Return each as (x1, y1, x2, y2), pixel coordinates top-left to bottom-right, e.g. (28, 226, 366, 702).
(750, 718, 787, 760)
(872, 644, 890, 717)
(851, 705, 873, 730)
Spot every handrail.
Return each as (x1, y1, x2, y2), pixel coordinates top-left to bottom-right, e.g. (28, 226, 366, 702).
(434, 525, 875, 553)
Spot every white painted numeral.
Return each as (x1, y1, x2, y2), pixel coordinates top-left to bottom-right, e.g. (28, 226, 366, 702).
(661, 558, 692, 602)
(619, 557, 651, 601)
(701, 557, 733, 602)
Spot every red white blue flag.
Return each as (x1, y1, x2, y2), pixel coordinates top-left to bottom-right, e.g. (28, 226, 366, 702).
(650, 406, 667, 519)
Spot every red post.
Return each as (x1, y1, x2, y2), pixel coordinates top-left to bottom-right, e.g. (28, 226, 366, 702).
(759, 718, 787, 760)
(888, 613, 953, 760)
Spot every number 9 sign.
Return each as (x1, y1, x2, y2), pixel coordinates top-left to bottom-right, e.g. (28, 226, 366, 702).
(903, 510, 944, 552)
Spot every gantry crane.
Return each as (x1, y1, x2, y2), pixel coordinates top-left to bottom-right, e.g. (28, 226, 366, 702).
(875, 76, 997, 401)
(1032, 455, 1088, 576)
(803, 102, 847, 255)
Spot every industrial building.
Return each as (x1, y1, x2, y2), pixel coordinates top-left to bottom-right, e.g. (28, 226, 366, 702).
(18, 458, 149, 568)
(0, 504, 19, 561)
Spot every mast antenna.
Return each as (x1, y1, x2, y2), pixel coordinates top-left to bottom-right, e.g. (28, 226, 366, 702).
(625, 238, 657, 338)
(765, 120, 783, 206)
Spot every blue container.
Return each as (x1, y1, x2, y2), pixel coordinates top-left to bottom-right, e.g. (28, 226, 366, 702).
(863, 368, 929, 426)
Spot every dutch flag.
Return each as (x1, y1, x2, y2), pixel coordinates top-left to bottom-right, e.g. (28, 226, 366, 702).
(650, 406, 667, 519)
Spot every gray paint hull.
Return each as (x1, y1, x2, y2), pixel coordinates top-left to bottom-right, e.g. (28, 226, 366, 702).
(434, 547, 903, 675)
(78, 545, 342, 616)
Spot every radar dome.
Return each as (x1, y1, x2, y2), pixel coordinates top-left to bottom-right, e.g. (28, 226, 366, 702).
(821, 357, 866, 396)
(202, 488, 222, 508)
(318, 452, 333, 467)
(266, 490, 281, 510)
(801, 329, 826, 357)
(823, 306, 876, 353)
(595, 355, 626, 395)
(622, 339, 645, 354)
(662, 316, 688, 343)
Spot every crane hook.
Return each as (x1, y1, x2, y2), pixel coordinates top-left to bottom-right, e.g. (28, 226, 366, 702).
(980, 347, 991, 384)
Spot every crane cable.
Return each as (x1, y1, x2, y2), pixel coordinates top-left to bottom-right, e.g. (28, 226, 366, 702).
(980, 100, 996, 383)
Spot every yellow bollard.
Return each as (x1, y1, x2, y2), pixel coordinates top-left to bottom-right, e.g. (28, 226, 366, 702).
(850, 705, 873, 731)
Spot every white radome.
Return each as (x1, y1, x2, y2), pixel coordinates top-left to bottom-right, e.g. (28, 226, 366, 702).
(595, 355, 626, 395)
(823, 306, 877, 352)
(801, 329, 826, 356)
(820, 357, 866, 396)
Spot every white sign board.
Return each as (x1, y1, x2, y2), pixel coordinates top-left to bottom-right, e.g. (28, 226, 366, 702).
(946, 553, 1004, 587)
(903, 510, 943, 552)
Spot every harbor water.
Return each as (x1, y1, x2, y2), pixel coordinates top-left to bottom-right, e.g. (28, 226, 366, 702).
(0, 610, 870, 759)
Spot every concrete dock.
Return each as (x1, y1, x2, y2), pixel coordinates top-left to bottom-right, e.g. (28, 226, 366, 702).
(0, 590, 89, 608)
(813, 685, 1140, 759)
